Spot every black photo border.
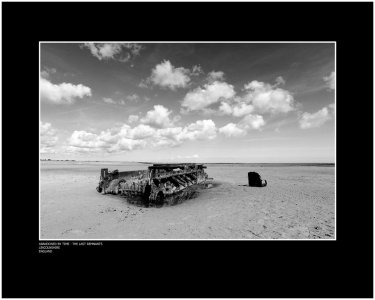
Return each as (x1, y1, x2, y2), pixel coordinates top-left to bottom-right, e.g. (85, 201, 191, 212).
(2, 2, 373, 298)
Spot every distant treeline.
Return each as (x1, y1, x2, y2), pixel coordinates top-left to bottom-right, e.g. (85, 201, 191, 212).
(40, 160, 335, 166)
(204, 163, 335, 167)
(40, 159, 76, 161)
(138, 162, 334, 166)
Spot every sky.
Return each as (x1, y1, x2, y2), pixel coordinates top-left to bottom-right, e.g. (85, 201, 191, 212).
(40, 42, 335, 163)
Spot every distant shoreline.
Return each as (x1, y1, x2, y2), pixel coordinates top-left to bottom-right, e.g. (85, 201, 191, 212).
(40, 159, 334, 166)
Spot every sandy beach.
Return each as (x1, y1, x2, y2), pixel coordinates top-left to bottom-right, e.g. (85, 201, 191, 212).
(40, 161, 335, 239)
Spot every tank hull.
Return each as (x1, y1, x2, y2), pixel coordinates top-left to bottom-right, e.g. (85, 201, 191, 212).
(96, 163, 213, 206)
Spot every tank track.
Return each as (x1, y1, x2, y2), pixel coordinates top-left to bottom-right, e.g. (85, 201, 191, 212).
(148, 185, 200, 207)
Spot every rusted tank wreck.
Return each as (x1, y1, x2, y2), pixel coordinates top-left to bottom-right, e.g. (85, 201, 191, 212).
(96, 163, 213, 206)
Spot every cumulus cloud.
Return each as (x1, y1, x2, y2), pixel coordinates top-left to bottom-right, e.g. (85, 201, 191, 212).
(219, 100, 254, 117)
(219, 113, 265, 138)
(81, 43, 143, 62)
(40, 77, 92, 104)
(40, 121, 58, 153)
(241, 79, 295, 114)
(40, 70, 49, 79)
(179, 119, 217, 141)
(207, 71, 225, 82)
(82, 43, 121, 60)
(275, 76, 286, 86)
(69, 130, 107, 149)
(219, 123, 247, 137)
(182, 81, 236, 111)
(124, 124, 156, 140)
(323, 71, 335, 90)
(218, 102, 233, 115)
(143, 61, 204, 90)
(40, 67, 56, 79)
(140, 105, 177, 128)
(299, 103, 335, 129)
(147, 60, 191, 90)
(183, 77, 293, 119)
(243, 80, 264, 90)
(191, 65, 203, 76)
(232, 103, 255, 117)
(240, 114, 265, 130)
(127, 114, 139, 123)
(67, 118, 218, 153)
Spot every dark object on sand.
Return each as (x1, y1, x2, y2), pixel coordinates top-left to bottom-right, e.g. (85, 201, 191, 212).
(96, 163, 213, 206)
(248, 172, 267, 187)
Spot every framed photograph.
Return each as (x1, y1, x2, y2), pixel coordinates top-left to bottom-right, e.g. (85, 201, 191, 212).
(39, 41, 336, 241)
(2, 2, 373, 298)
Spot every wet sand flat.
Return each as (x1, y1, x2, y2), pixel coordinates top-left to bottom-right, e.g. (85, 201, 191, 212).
(40, 161, 335, 239)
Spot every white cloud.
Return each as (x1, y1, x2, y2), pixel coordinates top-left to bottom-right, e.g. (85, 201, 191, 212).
(243, 80, 264, 90)
(242, 79, 295, 114)
(231, 102, 255, 117)
(40, 121, 58, 153)
(191, 65, 203, 76)
(240, 114, 265, 130)
(219, 101, 255, 117)
(275, 76, 286, 86)
(103, 97, 116, 104)
(323, 71, 335, 90)
(40, 77, 92, 104)
(140, 105, 176, 128)
(207, 71, 225, 82)
(40, 67, 56, 79)
(127, 124, 156, 140)
(127, 115, 139, 123)
(218, 102, 233, 115)
(67, 118, 218, 153)
(126, 43, 143, 56)
(116, 138, 147, 151)
(183, 77, 293, 119)
(218, 113, 265, 138)
(182, 81, 235, 111)
(299, 104, 335, 129)
(40, 70, 49, 79)
(179, 119, 217, 141)
(81, 43, 143, 62)
(150, 120, 217, 146)
(143, 61, 204, 90)
(219, 123, 247, 137)
(69, 130, 107, 149)
(148, 60, 191, 90)
(157, 126, 183, 140)
(82, 43, 121, 60)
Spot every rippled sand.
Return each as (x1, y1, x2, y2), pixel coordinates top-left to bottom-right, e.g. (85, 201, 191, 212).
(40, 161, 335, 239)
